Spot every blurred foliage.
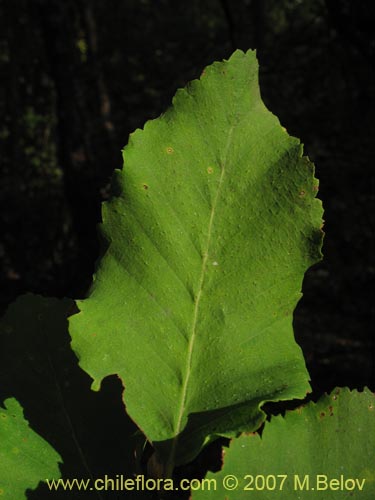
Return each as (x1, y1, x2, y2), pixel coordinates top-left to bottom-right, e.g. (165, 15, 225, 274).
(0, 0, 374, 392)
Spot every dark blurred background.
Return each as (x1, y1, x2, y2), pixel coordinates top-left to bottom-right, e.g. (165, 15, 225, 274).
(1, 0, 374, 394)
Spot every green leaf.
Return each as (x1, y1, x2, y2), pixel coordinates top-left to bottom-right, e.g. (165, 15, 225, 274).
(0, 398, 61, 499)
(69, 49, 323, 468)
(193, 388, 375, 499)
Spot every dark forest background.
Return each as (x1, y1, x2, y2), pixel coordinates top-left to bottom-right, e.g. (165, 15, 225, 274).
(0, 0, 374, 450)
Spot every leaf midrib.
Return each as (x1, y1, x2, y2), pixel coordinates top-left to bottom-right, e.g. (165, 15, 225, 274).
(167, 125, 235, 469)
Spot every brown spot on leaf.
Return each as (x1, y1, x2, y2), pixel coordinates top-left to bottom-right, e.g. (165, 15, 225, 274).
(142, 184, 149, 190)
(166, 146, 174, 154)
(332, 389, 340, 401)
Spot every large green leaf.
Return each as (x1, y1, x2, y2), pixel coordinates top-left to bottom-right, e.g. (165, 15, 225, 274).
(69, 49, 323, 469)
(193, 388, 375, 499)
(0, 398, 61, 499)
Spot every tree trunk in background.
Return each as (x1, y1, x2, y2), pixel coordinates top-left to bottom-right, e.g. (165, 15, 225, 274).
(1, 0, 121, 300)
(37, 0, 119, 296)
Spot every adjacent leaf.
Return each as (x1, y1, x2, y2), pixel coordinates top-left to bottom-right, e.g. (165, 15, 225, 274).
(0, 398, 61, 499)
(69, 49, 323, 468)
(0, 293, 145, 499)
(193, 388, 375, 499)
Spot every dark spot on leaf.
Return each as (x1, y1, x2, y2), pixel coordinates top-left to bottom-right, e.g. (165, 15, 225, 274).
(329, 405, 334, 416)
(332, 389, 340, 401)
(299, 190, 306, 197)
(320, 412, 325, 418)
(142, 184, 149, 190)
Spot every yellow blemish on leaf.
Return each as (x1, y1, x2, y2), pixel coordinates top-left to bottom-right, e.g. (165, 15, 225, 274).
(207, 167, 214, 174)
(281, 126, 287, 133)
(166, 146, 174, 154)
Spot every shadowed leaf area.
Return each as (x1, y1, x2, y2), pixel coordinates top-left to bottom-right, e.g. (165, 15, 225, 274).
(0, 294, 147, 499)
